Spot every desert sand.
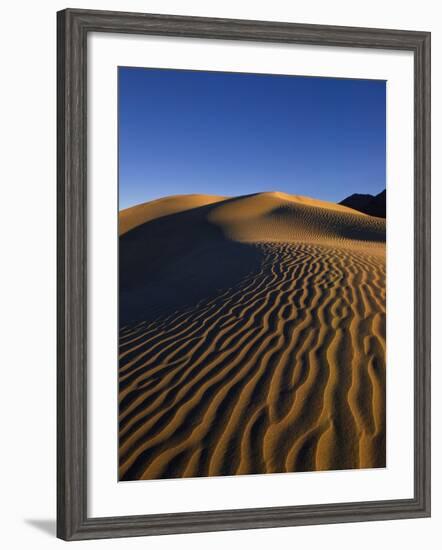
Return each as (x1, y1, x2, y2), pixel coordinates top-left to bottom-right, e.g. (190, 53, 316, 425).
(118, 192, 386, 481)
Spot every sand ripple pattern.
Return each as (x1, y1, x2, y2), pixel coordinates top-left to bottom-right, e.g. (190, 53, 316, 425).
(119, 240, 386, 480)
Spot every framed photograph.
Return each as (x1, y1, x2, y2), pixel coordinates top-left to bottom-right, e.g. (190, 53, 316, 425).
(57, 8, 431, 541)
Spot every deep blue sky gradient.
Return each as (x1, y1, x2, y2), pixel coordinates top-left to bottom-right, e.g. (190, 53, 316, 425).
(119, 67, 386, 210)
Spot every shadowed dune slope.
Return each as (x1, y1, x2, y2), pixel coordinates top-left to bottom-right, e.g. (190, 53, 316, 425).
(119, 192, 386, 480)
(340, 189, 386, 219)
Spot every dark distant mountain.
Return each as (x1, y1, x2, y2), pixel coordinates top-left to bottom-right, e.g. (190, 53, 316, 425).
(339, 189, 386, 218)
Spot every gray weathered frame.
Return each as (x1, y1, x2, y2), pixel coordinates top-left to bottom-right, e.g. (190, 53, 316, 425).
(57, 8, 431, 541)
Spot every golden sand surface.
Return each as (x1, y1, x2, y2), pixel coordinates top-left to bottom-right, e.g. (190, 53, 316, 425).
(118, 192, 386, 480)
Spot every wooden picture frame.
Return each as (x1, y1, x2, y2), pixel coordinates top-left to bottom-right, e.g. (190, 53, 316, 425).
(57, 8, 431, 541)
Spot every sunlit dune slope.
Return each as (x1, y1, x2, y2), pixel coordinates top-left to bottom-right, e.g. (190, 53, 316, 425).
(118, 192, 386, 481)
(207, 192, 385, 249)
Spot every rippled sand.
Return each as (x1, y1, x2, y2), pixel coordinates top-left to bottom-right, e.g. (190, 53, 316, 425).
(118, 192, 386, 481)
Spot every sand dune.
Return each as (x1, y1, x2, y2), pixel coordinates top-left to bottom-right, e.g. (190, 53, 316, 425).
(119, 194, 227, 236)
(119, 192, 386, 480)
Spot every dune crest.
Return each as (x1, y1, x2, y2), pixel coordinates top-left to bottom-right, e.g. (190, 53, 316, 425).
(119, 193, 227, 235)
(119, 192, 386, 480)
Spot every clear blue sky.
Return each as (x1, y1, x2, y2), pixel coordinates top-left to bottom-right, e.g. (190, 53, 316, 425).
(119, 67, 385, 210)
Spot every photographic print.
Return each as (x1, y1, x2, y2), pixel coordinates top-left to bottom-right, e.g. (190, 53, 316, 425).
(118, 67, 386, 482)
